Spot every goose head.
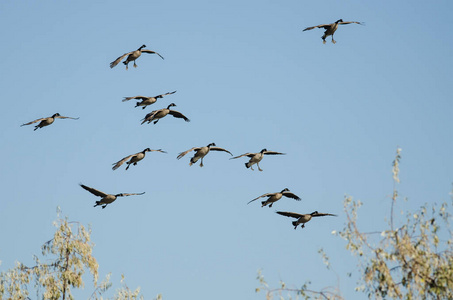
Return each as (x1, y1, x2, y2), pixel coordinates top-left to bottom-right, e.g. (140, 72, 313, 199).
(311, 211, 319, 215)
(336, 19, 343, 23)
(281, 188, 290, 193)
(260, 148, 268, 153)
(139, 44, 147, 50)
(143, 148, 152, 153)
(52, 113, 61, 118)
(207, 143, 216, 147)
(167, 103, 176, 109)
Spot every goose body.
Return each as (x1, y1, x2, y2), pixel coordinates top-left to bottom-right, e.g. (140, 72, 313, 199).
(122, 91, 176, 109)
(21, 113, 79, 131)
(110, 44, 164, 70)
(112, 148, 167, 170)
(276, 211, 337, 229)
(80, 184, 145, 209)
(230, 149, 285, 171)
(303, 19, 363, 44)
(248, 188, 301, 208)
(141, 103, 190, 125)
(177, 143, 233, 167)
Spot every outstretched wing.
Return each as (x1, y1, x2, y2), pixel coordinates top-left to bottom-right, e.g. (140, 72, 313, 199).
(110, 51, 132, 68)
(303, 23, 332, 31)
(80, 184, 108, 197)
(112, 153, 136, 170)
(247, 193, 274, 204)
(282, 192, 301, 201)
(168, 110, 190, 122)
(276, 211, 303, 219)
(156, 90, 177, 98)
(122, 96, 149, 102)
(117, 192, 146, 197)
(312, 212, 337, 217)
(209, 147, 233, 156)
(177, 147, 200, 159)
(141, 49, 164, 60)
(339, 21, 363, 26)
(21, 117, 46, 126)
(150, 149, 167, 153)
(55, 115, 79, 120)
(230, 153, 255, 160)
(263, 151, 285, 156)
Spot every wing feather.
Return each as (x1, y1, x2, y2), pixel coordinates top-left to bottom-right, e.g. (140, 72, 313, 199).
(209, 147, 233, 156)
(168, 110, 190, 122)
(276, 211, 304, 219)
(21, 117, 46, 126)
(118, 192, 145, 197)
(247, 193, 274, 204)
(230, 153, 255, 159)
(282, 192, 301, 201)
(303, 24, 331, 31)
(312, 212, 337, 217)
(80, 184, 108, 197)
(339, 21, 363, 26)
(122, 96, 149, 102)
(112, 153, 136, 170)
(177, 147, 199, 159)
(110, 52, 131, 68)
(141, 49, 164, 60)
(55, 115, 79, 120)
(263, 151, 285, 155)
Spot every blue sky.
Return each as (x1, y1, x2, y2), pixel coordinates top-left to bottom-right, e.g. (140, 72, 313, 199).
(1, 0, 452, 299)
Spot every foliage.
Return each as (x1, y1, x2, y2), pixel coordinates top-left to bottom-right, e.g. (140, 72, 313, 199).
(256, 148, 453, 299)
(0, 214, 160, 300)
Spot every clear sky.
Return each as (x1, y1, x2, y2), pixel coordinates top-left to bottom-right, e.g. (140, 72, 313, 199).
(0, 0, 452, 299)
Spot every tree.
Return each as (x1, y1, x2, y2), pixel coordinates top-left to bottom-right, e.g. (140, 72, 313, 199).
(256, 148, 453, 299)
(0, 212, 162, 300)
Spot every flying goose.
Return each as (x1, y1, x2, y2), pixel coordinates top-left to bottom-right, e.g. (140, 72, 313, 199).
(230, 149, 285, 171)
(79, 184, 145, 209)
(122, 91, 177, 109)
(248, 188, 301, 208)
(276, 211, 337, 229)
(141, 103, 190, 125)
(303, 19, 363, 44)
(21, 113, 79, 131)
(110, 44, 164, 70)
(177, 143, 233, 167)
(112, 148, 167, 170)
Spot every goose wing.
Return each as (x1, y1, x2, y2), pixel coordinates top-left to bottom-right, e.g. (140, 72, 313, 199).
(150, 149, 167, 153)
(21, 117, 47, 126)
(339, 21, 363, 26)
(177, 147, 200, 159)
(122, 96, 149, 102)
(55, 115, 79, 120)
(117, 192, 146, 197)
(303, 23, 332, 31)
(141, 109, 159, 124)
(209, 147, 233, 156)
(312, 212, 337, 217)
(276, 211, 304, 219)
(110, 51, 133, 68)
(230, 152, 255, 160)
(141, 49, 164, 60)
(263, 151, 285, 156)
(282, 192, 301, 201)
(156, 90, 177, 98)
(112, 153, 136, 170)
(247, 193, 275, 204)
(168, 110, 190, 122)
(80, 184, 108, 197)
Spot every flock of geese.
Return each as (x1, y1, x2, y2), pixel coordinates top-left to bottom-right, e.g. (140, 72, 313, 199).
(21, 19, 363, 229)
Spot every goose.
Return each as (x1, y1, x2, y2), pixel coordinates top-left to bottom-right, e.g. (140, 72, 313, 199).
(276, 211, 337, 229)
(110, 44, 164, 70)
(303, 19, 363, 44)
(112, 148, 167, 171)
(79, 184, 145, 209)
(177, 143, 233, 167)
(122, 91, 177, 109)
(248, 188, 301, 208)
(141, 103, 190, 125)
(21, 113, 79, 131)
(230, 149, 285, 171)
